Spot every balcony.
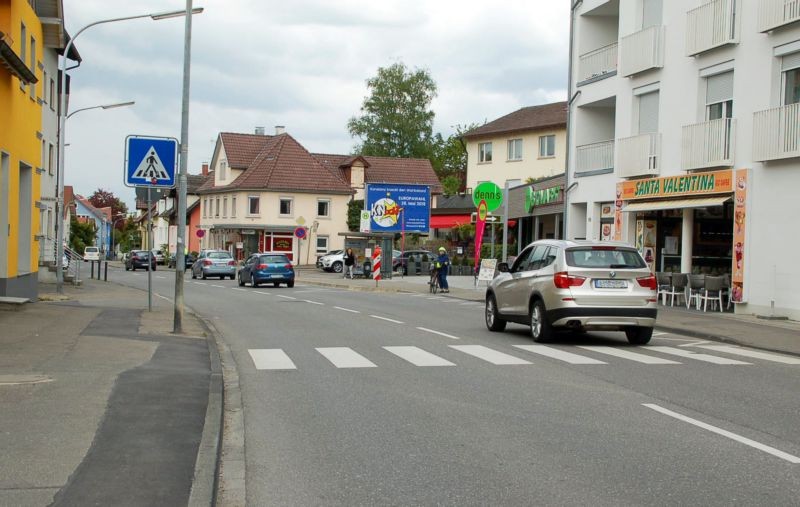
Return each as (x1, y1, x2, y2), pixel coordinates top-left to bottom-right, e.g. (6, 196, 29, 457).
(620, 26, 664, 77)
(753, 103, 800, 161)
(578, 43, 618, 85)
(758, 0, 800, 32)
(686, 0, 738, 56)
(681, 118, 736, 170)
(576, 140, 615, 174)
(617, 133, 661, 178)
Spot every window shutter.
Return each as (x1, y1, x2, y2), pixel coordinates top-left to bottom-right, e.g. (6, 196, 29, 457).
(642, 0, 663, 28)
(638, 91, 660, 134)
(706, 71, 734, 104)
(782, 51, 800, 71)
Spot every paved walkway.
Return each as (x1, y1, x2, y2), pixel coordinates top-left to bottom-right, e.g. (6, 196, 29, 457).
(0, 279, 219, 507)
(296, 267, 800, 356)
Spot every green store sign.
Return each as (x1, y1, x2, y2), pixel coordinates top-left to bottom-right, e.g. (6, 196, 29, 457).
(526, 185, 562, 212)
(472, 182, 503, 211)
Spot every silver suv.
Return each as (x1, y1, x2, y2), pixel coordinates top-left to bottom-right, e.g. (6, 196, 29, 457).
(485, 240, 658, 344)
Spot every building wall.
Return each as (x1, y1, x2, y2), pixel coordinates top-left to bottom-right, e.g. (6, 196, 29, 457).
(0, 0, 43, 298)
(465, 128, 566, 191)
(39, 45, 58, 264)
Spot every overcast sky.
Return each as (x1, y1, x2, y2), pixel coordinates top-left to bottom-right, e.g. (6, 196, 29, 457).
(62, 0, 569, 209)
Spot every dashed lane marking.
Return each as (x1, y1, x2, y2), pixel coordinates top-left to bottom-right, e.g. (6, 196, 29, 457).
(370, 315, 404, 324)
(304, 300, 324, 305)
(334, 306, 360, 313)
(210, 284, 224, 288)
(276, 295, 296, 300)
(416, 327, 460, 340)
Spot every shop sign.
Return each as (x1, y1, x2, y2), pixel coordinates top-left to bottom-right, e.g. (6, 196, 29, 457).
(274, 238, 292, 250)
(525, 185, 562, 212)
(472, 182, 503, 211)
(241, 229, 256, 235)
(621, 169, 732, 201)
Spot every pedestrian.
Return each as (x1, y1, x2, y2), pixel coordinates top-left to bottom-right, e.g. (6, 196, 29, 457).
(435, 246, 450, 293)
(343, 247, 355, 279)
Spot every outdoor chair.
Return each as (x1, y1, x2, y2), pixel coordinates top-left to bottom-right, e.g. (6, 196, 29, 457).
(665, 273, 688, 307)
(656, 272, 673, 305)
(687, 274, 706, 310)
(722, 273, 732, 310)
(697, 276, 725, 312)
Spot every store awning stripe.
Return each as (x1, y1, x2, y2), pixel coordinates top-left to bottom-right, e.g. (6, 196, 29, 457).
(430, 214, 470, 229)
(622, 196, 731, 212)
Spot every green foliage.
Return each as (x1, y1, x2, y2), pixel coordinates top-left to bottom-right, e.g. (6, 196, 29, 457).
(88, 188, 128, 227)
(69, 217, 96, 254)
(347, 62, 437, 159)
(429, 123, 478, 188)
(347, 199, 364, 232)
(441, 175, 461, 196)
(421, 253, 429, 262)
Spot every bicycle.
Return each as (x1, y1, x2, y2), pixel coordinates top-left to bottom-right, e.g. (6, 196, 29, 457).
(429, 266, 440, 294)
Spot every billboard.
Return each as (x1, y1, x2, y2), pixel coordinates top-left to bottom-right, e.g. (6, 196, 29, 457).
(365, 184, 430, 233)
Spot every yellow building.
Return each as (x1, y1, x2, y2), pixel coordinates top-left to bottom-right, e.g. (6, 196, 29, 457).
(0, 0, 48, 298)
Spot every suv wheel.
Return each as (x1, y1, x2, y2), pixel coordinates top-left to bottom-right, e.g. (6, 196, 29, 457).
(238, 273, 245, 286)
(332, 261, 343, 273)
(625, 326, 653, 345)
(485, 294, 506, 332)
(530, 299, 553, 343)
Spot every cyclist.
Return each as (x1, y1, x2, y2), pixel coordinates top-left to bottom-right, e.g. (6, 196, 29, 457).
(434, 246, 450, 293)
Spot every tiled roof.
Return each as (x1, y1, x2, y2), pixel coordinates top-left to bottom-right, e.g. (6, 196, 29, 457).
(219, 132, 274, 169)
(312, 153, 442, 194)
(463, 101, 567, 139)
(187, 174, 209, 194)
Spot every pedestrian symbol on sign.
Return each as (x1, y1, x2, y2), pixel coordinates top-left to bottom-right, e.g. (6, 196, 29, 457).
(132, 148, 170, 181)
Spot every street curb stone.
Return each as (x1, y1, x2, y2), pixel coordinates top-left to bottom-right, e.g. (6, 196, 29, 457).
(654, 325, 800, 358)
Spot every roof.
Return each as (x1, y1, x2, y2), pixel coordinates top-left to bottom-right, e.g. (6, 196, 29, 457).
(433, 194, 474, 213)
(312, 153, 442, 194)
(186, 174, 209, 194)
(219, 132, 274, 169)
(463, 101, 567, 139)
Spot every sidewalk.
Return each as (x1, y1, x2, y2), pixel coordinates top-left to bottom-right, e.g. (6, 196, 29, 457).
(0, 278, 220, 507)
(296, 267, 800, 356)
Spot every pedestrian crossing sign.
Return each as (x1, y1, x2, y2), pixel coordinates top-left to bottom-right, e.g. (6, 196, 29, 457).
(124, 135, 178, 188)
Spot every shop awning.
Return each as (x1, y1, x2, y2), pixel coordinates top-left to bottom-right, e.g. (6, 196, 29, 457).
(430, 214, 471, 229)
(622, 195, 731, 212)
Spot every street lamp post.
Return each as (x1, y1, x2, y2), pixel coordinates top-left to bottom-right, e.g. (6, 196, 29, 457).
(67, 101, 135, 120)
(54, 7, 204, 294)
(109, 215, 128, 261)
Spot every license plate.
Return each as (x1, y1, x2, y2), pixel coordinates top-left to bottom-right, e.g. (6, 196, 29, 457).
(270, 274, 283, 278)
(594, 279, 627, 289)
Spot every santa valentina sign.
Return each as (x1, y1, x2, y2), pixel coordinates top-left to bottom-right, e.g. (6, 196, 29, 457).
(622, 169, 733, 200)
(526, 186, 562, 212)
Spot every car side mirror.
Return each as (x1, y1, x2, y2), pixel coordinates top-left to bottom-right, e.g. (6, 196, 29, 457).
(497, 262, 509, 273)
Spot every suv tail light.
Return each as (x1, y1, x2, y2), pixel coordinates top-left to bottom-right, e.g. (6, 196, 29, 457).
(228, 260, 236, 266)
(637, 274, 657, 290)
(257, 263, 267, 270)
(554, 271, 586, 289)
(203, 259, 212, 266)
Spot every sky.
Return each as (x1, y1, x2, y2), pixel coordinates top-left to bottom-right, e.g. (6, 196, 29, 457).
(61, 0, 569, 210)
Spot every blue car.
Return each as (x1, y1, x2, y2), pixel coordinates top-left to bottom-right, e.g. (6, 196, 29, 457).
(238, 253, 295, 288)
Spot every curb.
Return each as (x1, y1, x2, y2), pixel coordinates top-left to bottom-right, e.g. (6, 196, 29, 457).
(654, 324, 800, 358)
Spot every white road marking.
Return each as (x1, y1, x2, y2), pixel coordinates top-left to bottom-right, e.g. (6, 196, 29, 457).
(513, 345, 607, 364)
(249, 349, 297, 370)
(276, 295, 296, 300)
(156, 276, 166, 279)
(416, 327, 461, 340)
(460, 302, 474, 306)
(695, 345, 800, 365)
(426, 297, 445, 300)
(304, 300, 324, 305)
(643, 346, 751, 365)
(577, 346, 681, 364)
(678, 340, 712, 347)
(370, 315, 404, 324)
(449, 345, 531, 365)
(193, 282, 206, 285)
(334, 306, 360, 313)
(210, 284, 225, 288)
(384, 346, 455, 366)
(316, 347, 377, 368)
(643, 403, 800, 464)
(253, 291, 271, 295)
(232, 288, 248, 292)
(154, 293, 171, 302)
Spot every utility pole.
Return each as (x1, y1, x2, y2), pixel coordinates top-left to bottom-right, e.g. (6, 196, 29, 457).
(173, 0, 194, 333)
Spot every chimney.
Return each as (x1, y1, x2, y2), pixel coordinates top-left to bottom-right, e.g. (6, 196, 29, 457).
(254, 126, 265, 136)
(275, 125, 285, 135)
(201, 163, 209, 176)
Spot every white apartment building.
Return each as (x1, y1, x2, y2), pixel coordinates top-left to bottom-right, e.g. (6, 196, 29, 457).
(567, 0, 800, 318)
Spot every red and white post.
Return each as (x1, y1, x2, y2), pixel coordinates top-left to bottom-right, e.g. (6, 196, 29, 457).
(372, 245, 382, 286)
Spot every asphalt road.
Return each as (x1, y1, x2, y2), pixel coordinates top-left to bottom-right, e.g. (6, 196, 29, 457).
(114, 266, 800, 506)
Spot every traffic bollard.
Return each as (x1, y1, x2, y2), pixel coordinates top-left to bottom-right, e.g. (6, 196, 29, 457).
(90, 261, 95, 279)
(104, 261, 108, 281)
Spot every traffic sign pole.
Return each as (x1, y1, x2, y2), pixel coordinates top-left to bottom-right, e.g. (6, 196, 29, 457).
(147, 187, 153, 312)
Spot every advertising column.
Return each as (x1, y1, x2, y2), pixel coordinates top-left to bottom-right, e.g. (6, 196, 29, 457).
(731, 169, 748, 303)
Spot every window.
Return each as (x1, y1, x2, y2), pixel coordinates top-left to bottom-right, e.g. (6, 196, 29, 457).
(317, 199, 330, 217)
(219, 160, 227, 180)
(566, 247, 645, 269)
(19, 23, 26, 90)
(248, 196, 260, 215)
(316, 236, 329, 254)
(507, 139, 522, 161)
(231, 197, 237, 218)
(49, 78, 55, 109)
(637, 91, 660, 134)
(29, 36, 35, 98)
(42, 70, 47, 104)
(706, 71, 733, 119)
(48, 144, 54, 175)
(782, 52, 800, 105)
(478, 142, 492, 163)
(202, 198, 207, 218)
(539, 135, 556, 158)
(223, 197, 228, 218)
(215, 197, 220, 218)
(279, 198, 292, 216)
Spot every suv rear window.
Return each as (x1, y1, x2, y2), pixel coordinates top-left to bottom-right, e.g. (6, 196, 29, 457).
(260, 255, 289, 264)
(565, 247, 646, 269)
(85, 247, 98, 252)
(207, 252, 232, 259)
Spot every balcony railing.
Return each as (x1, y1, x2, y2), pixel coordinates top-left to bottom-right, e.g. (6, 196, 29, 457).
(686, 0, 738, 56)
(578, 42, 618, 84)
(617, 133, 661, 178)
(681, 118, 736, 170)
(758, 0, 800, 32)
(576, 140, 615, 173)
(753, 103, 800, 161)
(620, 25, 665, 77)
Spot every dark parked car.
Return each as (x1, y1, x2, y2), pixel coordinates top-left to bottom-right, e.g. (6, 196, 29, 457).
(393, 249, 432, 275)
(168, 253, 197, 270)
(238, 253, 295, 288)
(125, 250, 156, 271)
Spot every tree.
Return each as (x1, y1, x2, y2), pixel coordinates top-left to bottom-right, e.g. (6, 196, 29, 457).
(88, 188, 128, 229)
(347, 62, 437, 159)
(347, 199, 364, 232)
(430, 123, 478, 194)
(69, 217, 96, 254)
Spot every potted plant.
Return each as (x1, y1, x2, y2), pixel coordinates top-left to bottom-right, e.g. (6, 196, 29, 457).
(420, 253, 430, 275)
(407, 254, 418, 276)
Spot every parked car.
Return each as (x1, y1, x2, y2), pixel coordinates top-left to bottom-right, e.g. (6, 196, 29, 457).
(167, 253, 197, 270)
(316, 250, 343, 269)
(485, 240, 657, 344)
(83, 246, 100, 262)
(319, 250, 346, 273)
(125, 250, 156, 271)
(238, 253, 295, 288)
(393, 249, 432, 275)
(191, 250, 236, 280)
(151, 249, 166, 265)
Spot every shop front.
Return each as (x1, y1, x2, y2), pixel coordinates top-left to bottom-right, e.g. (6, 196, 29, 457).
(614, 168, 748, 303)
(509, 174, 565, 247)
(209, 225, 296, 262)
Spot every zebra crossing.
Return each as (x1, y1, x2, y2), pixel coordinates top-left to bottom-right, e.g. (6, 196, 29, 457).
(247, 343, 800, 371)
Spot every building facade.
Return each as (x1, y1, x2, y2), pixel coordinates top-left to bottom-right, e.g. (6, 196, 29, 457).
(568, 0, 800, 317)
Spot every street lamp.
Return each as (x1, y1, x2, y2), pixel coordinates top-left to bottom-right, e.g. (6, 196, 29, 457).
(67, 101, 135, 120)
(109, 214, 128, 260)
(54, 7, 204, 294)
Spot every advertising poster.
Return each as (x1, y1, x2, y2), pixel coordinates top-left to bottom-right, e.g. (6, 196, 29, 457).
(366, 184, 431, 233)
(731, 169, 748, 303)
(614, 182, 624, 241)
(636, 220, 657, 272)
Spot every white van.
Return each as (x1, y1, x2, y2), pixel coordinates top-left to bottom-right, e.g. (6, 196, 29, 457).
(83, 246, 100, 262)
